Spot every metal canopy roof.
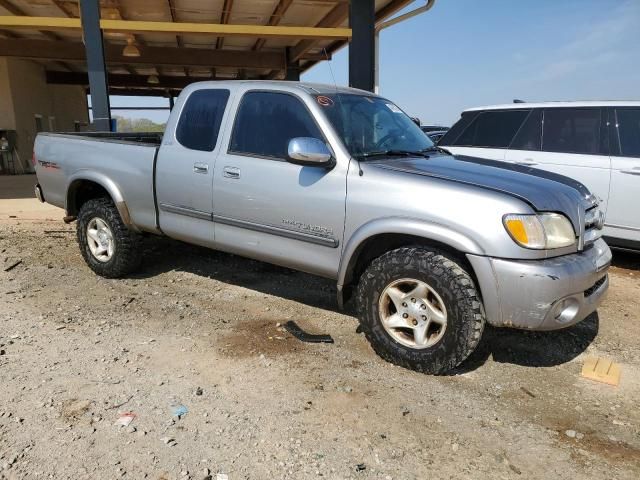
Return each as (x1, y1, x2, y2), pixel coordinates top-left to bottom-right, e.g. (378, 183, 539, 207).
(0, 0, 412, 96)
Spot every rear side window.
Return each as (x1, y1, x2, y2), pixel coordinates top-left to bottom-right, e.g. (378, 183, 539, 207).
(176, 89, 230, 152)
(229, 91, 323, 159)
(510, 109, 542, 151)
(449, 110, 529, 148)
(615, 108, 640, 157)
(542, 108, 601, 155)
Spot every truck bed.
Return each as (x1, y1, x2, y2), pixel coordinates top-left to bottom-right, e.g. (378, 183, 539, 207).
(34, 132, 161, 233)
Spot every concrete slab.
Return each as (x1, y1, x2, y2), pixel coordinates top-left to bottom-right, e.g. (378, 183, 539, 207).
(0, 174, 63, 224)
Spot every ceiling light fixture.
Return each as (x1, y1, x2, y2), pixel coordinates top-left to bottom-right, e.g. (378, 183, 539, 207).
(122, 38, 141, 57)
(147, 74, 160, 85)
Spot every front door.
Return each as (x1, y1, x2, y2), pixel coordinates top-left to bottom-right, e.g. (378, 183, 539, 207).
(606, 107, 640, 244)
(212, 90, 347, 278)
(155, 88, 231, 247)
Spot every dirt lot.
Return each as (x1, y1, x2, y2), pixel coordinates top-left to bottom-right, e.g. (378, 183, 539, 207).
(1, 175, 639, 480)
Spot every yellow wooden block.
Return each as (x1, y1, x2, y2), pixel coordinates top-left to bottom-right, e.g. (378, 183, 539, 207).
(581, 356, 621, 386)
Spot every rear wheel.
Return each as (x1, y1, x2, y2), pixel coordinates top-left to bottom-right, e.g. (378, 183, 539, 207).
(356, 246, 485, 374)
(76, 198, 142, 278)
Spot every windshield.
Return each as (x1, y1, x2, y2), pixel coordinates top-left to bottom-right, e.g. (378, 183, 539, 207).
(316, 93, 434, 158)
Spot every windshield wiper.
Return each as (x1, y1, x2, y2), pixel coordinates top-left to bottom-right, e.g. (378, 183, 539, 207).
(358, 149, 431, 160)
(421, 145, 452, 155)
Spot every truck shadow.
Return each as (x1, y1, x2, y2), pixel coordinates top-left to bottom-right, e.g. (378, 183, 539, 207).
(454, 313, 599, 374)
(134, 236, 599, 373)
(135, 236, 341, 312)
(611, 249, 640, 270)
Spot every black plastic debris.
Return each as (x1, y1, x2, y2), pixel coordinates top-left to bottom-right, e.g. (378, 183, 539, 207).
(283, 321, 334, 344)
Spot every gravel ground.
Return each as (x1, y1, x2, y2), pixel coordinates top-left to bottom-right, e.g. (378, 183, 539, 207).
(1, 214, 639, 479)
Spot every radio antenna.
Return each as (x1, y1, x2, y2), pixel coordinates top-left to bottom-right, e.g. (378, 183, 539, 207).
(322, 48, 363, 176)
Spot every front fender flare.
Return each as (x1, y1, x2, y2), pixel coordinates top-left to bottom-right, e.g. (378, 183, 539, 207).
(337, 217, 486, 305)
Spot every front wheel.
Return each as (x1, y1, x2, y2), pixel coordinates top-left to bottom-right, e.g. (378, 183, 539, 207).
(356, 246, 485, 374)
(76, 198, 142, 278)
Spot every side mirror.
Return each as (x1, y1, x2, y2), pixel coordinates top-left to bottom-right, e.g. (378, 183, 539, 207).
(411, 117, 421, 127)
(287, 137, 333, 167)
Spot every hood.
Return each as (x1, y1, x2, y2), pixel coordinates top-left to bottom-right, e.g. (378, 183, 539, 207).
(365, 153, 596, 231)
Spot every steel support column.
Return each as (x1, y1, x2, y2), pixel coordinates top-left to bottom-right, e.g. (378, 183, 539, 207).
(285, 47, 301, 81)
(285, 64, 300, 81)
(79, 0, 111, 131)
(349, 0, 375, 92)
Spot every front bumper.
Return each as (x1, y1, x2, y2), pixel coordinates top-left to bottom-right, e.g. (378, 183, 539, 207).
(467, 238, 611, 330)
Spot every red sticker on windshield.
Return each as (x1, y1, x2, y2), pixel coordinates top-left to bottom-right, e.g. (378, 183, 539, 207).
(317, 95, 334, 107)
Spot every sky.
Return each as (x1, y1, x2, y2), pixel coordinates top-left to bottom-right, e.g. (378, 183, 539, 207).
(105, 0, 640, 127)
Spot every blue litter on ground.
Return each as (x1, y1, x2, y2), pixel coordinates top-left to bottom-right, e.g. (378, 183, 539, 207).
(171, 405, 188, 417)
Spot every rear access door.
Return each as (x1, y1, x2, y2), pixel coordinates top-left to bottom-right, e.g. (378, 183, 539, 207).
(606, 107, 640, 245)
(155, 88, 232, 247)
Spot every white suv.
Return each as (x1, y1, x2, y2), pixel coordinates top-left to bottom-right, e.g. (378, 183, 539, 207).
(439, 102, 640, 250)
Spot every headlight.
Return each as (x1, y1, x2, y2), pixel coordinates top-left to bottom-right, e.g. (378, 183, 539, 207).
(503, 213, 576, 249)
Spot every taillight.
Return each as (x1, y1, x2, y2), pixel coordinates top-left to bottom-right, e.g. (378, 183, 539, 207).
(32, 151, 37, 166)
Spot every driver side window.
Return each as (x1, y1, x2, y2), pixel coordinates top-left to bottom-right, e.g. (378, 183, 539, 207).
(229, 91, 324, 160)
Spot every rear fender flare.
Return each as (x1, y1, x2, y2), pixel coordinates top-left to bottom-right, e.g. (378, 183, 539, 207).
(66, 171, 135, 230)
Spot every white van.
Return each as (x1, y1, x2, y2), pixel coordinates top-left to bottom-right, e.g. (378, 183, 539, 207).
(439, 102, 640, 250)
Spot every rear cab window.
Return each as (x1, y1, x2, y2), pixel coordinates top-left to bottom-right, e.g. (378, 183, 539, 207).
(176, 89, 230, 152)
(229, 91, 324, 160)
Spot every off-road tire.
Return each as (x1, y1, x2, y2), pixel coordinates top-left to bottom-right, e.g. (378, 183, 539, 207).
(76, 197, 142, 278)
(356, 246, 485, 374)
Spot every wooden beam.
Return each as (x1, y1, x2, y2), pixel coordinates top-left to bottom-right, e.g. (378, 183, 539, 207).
(216, 0, 234, 49)
(103, 87, 182, 97)
(0, 0, 76, 71)
(166, 1, 184, 49)
(0, 1, 63, 42)
(167, 0, 190, 77)
(0, 38, 286, 70)
(0, 0, 21, 16)
(252, 0, 294, 51)
(289, 4, 349, 62)
(50, 0, 75, 18)
(298, 0, 415, 75)
(0, 16, 351, 39)
(46, 71, 195, 89)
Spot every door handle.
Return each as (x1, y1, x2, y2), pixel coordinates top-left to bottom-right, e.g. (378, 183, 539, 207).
(515, 159, 537, 166)
(193, 162, 209, 174)
(620, 168, 640, 176)
(223, 166, 240, 179)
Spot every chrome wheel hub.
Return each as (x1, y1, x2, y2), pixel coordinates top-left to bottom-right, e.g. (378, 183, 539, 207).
(378, 278, 447, 349)
(87, 217, 114, 262)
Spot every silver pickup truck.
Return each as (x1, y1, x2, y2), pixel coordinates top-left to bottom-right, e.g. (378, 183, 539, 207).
(34, 81, 611, 374)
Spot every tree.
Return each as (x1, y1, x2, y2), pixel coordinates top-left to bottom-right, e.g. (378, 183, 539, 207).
(113, 116, 166, 133)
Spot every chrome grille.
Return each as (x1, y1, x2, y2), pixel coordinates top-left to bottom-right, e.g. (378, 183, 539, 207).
(583, 206, 604, 247)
